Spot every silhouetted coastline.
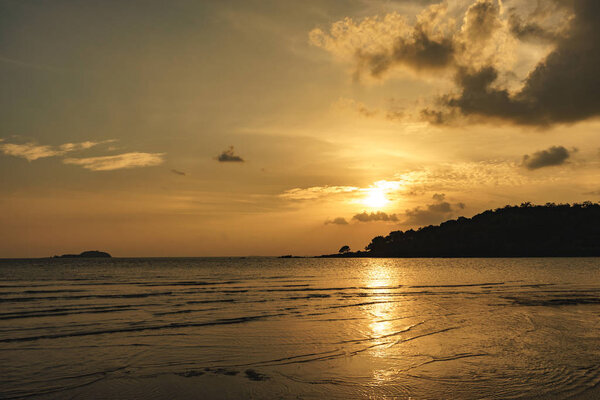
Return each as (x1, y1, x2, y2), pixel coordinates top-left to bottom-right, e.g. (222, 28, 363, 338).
(321, 202, 600, 258)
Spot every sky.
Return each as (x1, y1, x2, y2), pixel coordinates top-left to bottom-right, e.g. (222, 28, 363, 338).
(0, 0, 599, 257)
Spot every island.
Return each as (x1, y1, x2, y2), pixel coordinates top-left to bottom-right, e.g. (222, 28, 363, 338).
(53, 250, 112, 258)
(321, 202, 600, 258)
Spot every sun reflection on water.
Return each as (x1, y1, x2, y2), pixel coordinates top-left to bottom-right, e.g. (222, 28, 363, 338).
(364, 262, 398, 353)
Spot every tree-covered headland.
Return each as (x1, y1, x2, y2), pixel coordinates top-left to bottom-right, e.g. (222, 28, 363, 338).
(323, 202, 600, 257)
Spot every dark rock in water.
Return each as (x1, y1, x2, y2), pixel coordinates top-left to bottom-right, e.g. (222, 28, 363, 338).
(175, 370, 204, 378)
(54, 250, 112, 258)
(207, 367, 239, 376)
(244, 369, 269, 381)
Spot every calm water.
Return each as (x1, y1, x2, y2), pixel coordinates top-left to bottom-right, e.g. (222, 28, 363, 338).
(1, 258, 599, 399)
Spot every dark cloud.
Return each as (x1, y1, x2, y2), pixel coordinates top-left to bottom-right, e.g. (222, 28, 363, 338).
(325, 217, 349, 225)
(217, 146, 244, 162)
(522, 146, 571, 170)
(355, 0, 506, 79)
(438, 0, 600, 126)
(354, 4, 456, 78)
(315, 0, 598, 126)
(442, 66, 525, 121)
(355, 41, 454, 79)
(432, 193, 445, 202)
(404, 201, 464, 225)
(352, 211, 399, 222)
(171, 169, 186, 176)
(427, 201, 452, 213)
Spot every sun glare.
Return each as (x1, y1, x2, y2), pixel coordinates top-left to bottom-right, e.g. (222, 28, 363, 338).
(363, 188, 389, 209)
(358, 180, 403, 209)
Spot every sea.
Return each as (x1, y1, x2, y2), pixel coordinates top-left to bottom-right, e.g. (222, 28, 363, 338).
(1, 257, 599, 399)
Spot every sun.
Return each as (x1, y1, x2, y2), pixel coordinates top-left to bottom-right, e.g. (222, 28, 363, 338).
(363, 188, 389, 209)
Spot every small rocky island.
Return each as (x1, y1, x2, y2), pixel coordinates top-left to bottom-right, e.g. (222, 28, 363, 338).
(53, 250, 112, 258)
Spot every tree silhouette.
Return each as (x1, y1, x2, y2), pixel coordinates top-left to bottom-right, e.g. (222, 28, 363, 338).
(338, 245, 351, 254)
(324, 202, 600, 257)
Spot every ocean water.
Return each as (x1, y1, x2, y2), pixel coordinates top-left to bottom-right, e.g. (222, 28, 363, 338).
(1, 257, 599, 399)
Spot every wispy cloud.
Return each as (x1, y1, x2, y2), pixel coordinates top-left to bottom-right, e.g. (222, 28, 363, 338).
(279, 162, 543, 208)
(0, 139, 165, 172)
(0, 140, 108, 161)
(392, 161, 530, 192)
(63, 152, 165, 171)
(280, 185, 359, 200)
(281, 180, 405, 202)
(217, 146, 244, 162)
(334, 97, 379, 117)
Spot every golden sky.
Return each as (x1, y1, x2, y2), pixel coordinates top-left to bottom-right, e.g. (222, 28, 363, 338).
(1, 0, 599, 257)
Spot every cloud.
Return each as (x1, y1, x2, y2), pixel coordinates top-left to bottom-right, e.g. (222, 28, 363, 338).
(427, 201, 452, 212)
(280, 185, 359, 200)
(0, 138, 165, 172)
(432, 193, 445, 201)
(171, 169, 186, 176)
(313, 0, 599, 126)
(217, 146, 244, 162)
(63, 152, 165, 171)
(310, 0, 510, 80)
(352, 211, 399, 222)
(393, 161, 531, 192)
(310, 4, 457, 79)
(0, 140, 106, 161)
(522, 146, 571, 170)
(325, 217, 349, 225)
(405, 200, 462, 225)
(436, 0, 600, 125)
(356, 6, 455, 77)
(0, 142, 58, 161)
